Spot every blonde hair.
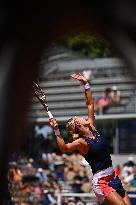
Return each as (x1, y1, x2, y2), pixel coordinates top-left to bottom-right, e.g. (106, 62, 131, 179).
(67, 117, 76, 130)
(66, 117, 79, 140)
(67, 116, 91, 141)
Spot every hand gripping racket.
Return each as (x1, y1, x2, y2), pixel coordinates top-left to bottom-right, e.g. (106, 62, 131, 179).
(33, 82, 54, 119)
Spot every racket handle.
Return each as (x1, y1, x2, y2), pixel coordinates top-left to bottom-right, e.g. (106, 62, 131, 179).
(47, 111, 58, 127)
(47, 111, 53, 119)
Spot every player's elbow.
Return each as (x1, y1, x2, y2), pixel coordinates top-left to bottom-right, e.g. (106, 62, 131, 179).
(60, 144, 74, 153)
(59, 145, 69, 153)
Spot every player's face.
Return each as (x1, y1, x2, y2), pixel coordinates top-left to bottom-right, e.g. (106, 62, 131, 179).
(67, 116, 89, 135)
(75, 117, 89, 127)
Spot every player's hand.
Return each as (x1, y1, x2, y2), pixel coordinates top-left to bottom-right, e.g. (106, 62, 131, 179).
(49, 118, 58, 129)
(70, 73, 88, 84)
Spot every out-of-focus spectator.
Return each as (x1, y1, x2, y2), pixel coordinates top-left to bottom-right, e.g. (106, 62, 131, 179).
(36, 168, 47, 183)
(121, 165, 132, 179)
(20, 181, 33, 194)
(64, 162, 76, 182)
(42, 153, 52, 170)
(41, 189, 57, 205)
(72, 175, 83, 193)
(115, 165, 122, 177)
(95, 86, 121, 114)
(34, 182, 43, 197)
(110, 86, 121, 104)
(55, 164, 64, 181)
(81, 177, 92, 193)
(130, 165, 136, 187)
(117, 157, 136, 192)
(35, 125, 53, 140)
(124, 156, 135, 167)
(9, 162, 23, 183)
(95, 87, 112, 114)
(121, 157, 135, 184)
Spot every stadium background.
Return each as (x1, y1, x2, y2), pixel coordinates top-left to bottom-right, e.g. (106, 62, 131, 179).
(1, 1, 136, 204)
(8, 36, 136, 205)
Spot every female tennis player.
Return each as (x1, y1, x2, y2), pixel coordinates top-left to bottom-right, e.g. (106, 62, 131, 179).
(49, 73, 131, 205)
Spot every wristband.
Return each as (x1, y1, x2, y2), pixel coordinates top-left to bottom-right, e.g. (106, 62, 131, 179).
(54, 128, 60, 136)
(84, 82, 90, 90)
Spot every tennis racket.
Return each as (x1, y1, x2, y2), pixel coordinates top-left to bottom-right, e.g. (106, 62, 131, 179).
(33, 82, 54, 119)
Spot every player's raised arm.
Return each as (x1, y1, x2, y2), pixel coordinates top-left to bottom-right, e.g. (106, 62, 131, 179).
(49, 118, 81, 153)
(71, 73, 95, 125)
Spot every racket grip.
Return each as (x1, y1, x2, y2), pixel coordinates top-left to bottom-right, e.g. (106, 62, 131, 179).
(47, 111, 58, 127)
(47, 111, 53, 119)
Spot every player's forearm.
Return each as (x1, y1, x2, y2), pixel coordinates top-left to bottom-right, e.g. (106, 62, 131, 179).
(83, 82, 95, 124)
(83, 82, 94, 106)
(53, 128, 67, 152)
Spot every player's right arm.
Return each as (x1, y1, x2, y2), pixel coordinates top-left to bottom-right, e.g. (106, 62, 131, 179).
(49, 118, 81, 153)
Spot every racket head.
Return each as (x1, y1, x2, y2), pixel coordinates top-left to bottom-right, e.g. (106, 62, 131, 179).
(33, 82, 48, 112)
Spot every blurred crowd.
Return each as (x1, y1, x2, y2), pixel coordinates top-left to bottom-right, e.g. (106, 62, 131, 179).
(114, 157, 136, 192)
(94, 86, 121, 114)
(8, 152, 136, 205)
(8, 153, 92, 205)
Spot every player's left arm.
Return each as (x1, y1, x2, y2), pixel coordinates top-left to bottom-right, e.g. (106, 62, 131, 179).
(84, 85, 95, 126)
(71, 73, 95, 126)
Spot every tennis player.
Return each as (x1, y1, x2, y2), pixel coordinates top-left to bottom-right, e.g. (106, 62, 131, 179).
(49, 73, 131, 205)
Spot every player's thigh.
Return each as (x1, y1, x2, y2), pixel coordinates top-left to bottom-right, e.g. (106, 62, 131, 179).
(123, 191, 132, 205)
(104, 191, 127, 205)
